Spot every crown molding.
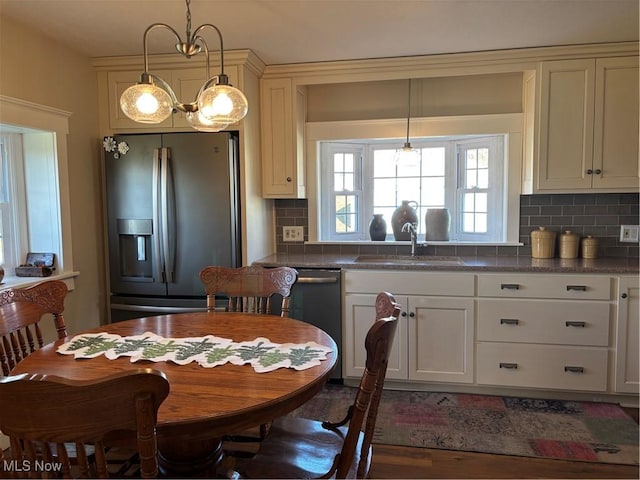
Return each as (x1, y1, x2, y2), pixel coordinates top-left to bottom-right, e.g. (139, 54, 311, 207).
(91, 48, 265, 77)
(262, 42, 640, 84)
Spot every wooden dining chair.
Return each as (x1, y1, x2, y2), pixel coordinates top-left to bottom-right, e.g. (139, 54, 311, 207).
(235, 291, 400, 479)
(0, 368, 170, 479)
(200, 265, 298, 448)
(0, 280, 69, 376)
(199, 265, 298, 316)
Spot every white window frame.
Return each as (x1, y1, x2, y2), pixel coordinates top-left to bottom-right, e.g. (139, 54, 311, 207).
(320, 143, 365, 241)
(306, 114, 523, 245)
(454, 136, 504, 242)
(320, 136, 505, 242)
(0, 95, 76, 289)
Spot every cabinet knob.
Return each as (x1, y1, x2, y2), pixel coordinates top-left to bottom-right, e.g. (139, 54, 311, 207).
(409, 312, 415, 318)
(622, 293, 628, 299)
(594, 169, 602, 175)
(586, 169, 593, 175)
(286, 176, 292, 182)
(401, 311, 407, 317)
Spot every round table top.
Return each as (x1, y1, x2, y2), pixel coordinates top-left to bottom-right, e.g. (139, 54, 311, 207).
(11, 311, 338, 440)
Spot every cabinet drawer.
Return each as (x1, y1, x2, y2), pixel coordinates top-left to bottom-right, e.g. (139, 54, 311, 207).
(477, 274, 611, 300)
(476, 343, 608, 391)
(344, 270, 474, 296)
(477, 299, 610, 346)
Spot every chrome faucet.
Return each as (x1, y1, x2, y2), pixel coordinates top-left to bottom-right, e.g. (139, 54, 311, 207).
(401, 222, 419, 256)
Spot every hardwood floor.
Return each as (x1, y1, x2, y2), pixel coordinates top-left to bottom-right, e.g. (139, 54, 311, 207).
(370, 444, 639, 479)
(369, 407, 640, 479)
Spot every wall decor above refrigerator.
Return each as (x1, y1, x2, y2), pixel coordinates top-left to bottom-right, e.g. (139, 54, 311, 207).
(104, 132, 241, 321)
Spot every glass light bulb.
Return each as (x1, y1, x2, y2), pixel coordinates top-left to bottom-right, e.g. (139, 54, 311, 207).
(197, 84, 248, 124)
(135, 92, 160, 115)
(120, 83, 173, 124)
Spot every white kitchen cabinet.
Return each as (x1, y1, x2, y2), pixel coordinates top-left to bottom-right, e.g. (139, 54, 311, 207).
(614, 276, 639, 393)
(407, 295, 474, 383)
(343, 270, 474, 384)
(476, 273, 612, 392)
(536, 56, 639, 192)
(260, 78, 306, 198)
(344, 293, 407, 380)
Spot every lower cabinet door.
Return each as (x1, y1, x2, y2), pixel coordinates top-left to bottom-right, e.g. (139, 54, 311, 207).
(477, 343, 608, 391)
(408, 296, 475, 384)
(343, 294, 408, 380)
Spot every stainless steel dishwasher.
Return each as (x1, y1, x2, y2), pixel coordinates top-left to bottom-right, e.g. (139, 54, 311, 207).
(287, 268, 342, 381)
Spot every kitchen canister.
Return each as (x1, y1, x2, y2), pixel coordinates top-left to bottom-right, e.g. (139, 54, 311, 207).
(368, 214, 387, 241)
(558, 230, 580, 259)
(581, 235, 599, 259)
(530, 226, 556, 258)
(391, 200, 418, 241)
(425, 208, 451, 241)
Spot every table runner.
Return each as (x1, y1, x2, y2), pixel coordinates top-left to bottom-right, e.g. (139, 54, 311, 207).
(57, 332, 333, 373)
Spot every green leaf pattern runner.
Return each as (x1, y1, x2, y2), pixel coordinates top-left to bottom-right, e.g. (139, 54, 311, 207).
(57, 332, 333, 373)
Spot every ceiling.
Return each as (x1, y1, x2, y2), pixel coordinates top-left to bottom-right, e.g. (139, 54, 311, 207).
(0, 0, 638, 66)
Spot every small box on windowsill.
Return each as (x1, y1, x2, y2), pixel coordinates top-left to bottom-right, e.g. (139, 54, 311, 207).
(15, 253, 55, 277)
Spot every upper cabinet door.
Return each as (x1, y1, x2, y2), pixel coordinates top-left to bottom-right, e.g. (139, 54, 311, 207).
(535, 56, 639, 193)
(593, 56, 640, 190)
(536, 59, 596, 191)
(260, 78, 306, 198)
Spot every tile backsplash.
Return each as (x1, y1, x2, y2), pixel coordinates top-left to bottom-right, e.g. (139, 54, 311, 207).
(275, 193, 639, 258)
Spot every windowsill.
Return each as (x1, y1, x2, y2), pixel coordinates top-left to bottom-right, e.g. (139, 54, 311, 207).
(0, 270, 80, 291)
(306, 241, 524, 247)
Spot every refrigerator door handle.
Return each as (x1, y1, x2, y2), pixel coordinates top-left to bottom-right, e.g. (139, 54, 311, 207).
(160, 147, 175, 283)
(152, 148, 164, 283)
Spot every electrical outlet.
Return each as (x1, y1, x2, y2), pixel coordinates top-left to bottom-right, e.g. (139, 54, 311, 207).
(283, 226, 304, 242)
(620, 225, 640, 243)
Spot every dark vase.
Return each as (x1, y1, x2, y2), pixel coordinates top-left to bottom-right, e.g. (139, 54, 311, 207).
(391, 200, 418, 240)
(369, 214, 387, 241)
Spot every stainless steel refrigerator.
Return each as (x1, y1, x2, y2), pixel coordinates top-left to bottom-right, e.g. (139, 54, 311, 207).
(105, 132, 241, 322)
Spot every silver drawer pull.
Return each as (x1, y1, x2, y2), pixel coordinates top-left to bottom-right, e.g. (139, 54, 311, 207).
(499, 362, 518, 369)
(500, 284, 520, 290)
(564, 366, 585, 373)
(565, 321, 586, 328)
(566, 285, 587, 291)
(500, 318, 520, 325)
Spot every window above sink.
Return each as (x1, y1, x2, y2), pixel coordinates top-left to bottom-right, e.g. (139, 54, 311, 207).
(306, 114, 524, 245)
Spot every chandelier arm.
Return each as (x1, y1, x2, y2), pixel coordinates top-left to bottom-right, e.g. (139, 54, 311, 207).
(142, 23, 184, 73)
(146, 73, 180, 107)
(191, 24, 226, 76)
(193, 36, 212, 80)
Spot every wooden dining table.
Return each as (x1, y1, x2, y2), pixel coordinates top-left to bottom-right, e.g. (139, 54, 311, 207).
(10, 311, 338, 477)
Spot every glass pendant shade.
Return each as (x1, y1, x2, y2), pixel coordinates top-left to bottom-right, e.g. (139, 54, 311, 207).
(120, 83, 173, 123)
(395, 142, 421, 166)
(197, 84, 249, 124)
(186, 111, 229, 132)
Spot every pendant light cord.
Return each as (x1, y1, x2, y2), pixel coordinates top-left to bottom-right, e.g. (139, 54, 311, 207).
(405, 79, 412, 146)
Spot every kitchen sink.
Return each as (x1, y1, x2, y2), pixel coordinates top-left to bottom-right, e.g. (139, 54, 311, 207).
(354, 255, 465, 266)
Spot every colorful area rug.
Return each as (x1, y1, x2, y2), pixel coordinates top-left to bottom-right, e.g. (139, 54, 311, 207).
(289, 384, 639, 465)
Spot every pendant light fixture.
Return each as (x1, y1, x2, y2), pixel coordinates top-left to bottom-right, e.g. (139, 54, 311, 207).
(395, 78, 420, 165)
(119, 0, 248, 132)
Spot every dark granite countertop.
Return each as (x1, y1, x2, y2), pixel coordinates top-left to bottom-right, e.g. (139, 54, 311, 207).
(254, 253, 639, 274)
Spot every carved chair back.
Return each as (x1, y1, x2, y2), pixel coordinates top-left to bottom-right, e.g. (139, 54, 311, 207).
(199, 266, 298, 316)
(237, 291, 400, 479)
(0, 368, 169, 479)
(0, 280, 68, 376)
(338, 291, 400, 478)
